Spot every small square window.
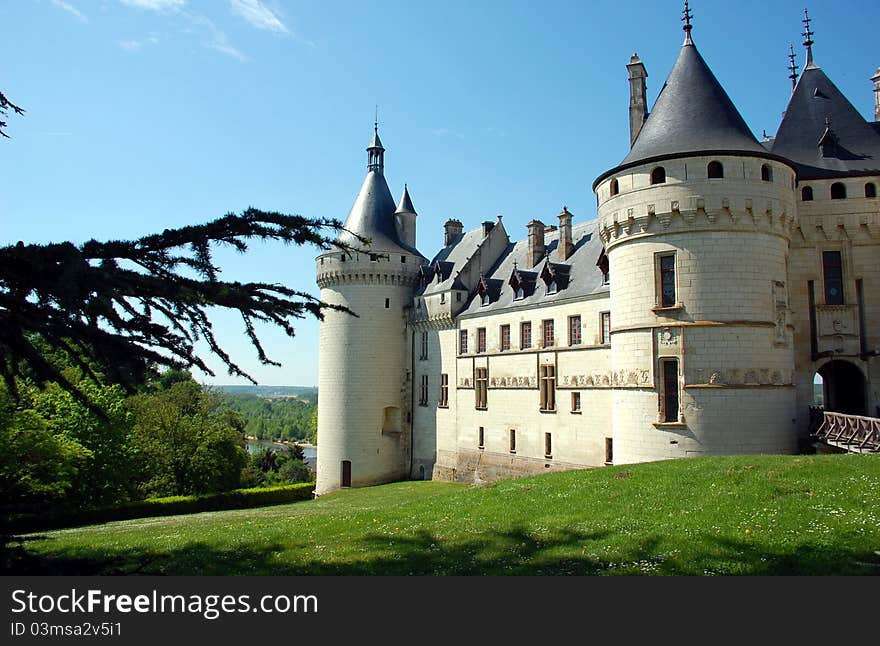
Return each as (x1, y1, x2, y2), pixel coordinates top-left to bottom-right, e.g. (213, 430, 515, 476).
(571, 392, 581, 412)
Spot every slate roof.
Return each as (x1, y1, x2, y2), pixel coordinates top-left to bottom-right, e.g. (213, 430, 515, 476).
(419, 227, 487, 296)
(595, 35, 775, 188)
(395, 185, 416, 214)
(458, 220, 607, 316)
(771, 64, 880, 179)
(337, 170, 421, 256)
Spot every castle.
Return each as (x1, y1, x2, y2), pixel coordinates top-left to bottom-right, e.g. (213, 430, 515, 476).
(314, 9, 880, 495)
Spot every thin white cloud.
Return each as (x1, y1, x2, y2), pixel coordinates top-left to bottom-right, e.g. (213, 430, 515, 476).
(118, 39, 143, 51)
(208, 30, 248, 62)
(118, 0, 186, 11)
(433, 128, 465, 140)
(228, 0, 288, 34)
(51, 0, 88, 23)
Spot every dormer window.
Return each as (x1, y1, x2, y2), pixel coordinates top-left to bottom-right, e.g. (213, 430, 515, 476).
(481, 292, 490, 306)
(515, 286, 524, 300)
(651, 166, 666, 185)
(547, 280, 557, 294)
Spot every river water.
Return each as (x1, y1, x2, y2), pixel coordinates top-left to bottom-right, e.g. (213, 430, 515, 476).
(245, 438, 316, 469)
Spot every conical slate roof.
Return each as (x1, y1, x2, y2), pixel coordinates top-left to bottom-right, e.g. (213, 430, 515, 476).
(338, 170, 420, 255)
(619, 37, 766, 167)
(395, 184, 416, 214)
(771, 64, 880, 179)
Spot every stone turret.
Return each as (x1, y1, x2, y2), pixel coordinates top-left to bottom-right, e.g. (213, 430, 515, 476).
(394, 184, 417, 250)
(315, 128, 425, 495)
(593, 14, 798, 465)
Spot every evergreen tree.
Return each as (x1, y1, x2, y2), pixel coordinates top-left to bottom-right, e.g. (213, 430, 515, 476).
(1, 210, 357, 401)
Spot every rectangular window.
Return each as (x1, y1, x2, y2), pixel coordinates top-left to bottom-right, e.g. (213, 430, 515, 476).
(439, 373, 449, 408)
(568, 315, 582, 346)
(605, 438, 613, 465)
(419, 374, 429, 406)
(459, 329, 468, 354)
(600, 312, 611, 345)
(385, 298, 390, 309)
(475, 367, 488, 409)
(500, 324, 511, 351)
(539, 364, 556, 412)
(544, 433, 552, 458)
(420, 331, 428, 360)
(478, 426, 485, 449)
(659, 254, 676, 307)
(822, 250, 844, 305)
(571, 391, 581, 412)
(509, 429, 516, 453)
(520, 321, 532, 349)
(542, 319, 555, 348)
(477, 327, 487, 353)
(660, 359, 679, 422)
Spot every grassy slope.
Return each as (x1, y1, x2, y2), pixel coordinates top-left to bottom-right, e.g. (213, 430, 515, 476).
(11, 454, 880, 575)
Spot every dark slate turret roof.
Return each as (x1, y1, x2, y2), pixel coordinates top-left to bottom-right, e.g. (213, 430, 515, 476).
(395, 184, 416, 214)
(771, 64, 880, 179)
(338, 170, 421, 255)
(621, 38, 767, 165)
(595, 35, 772, 188)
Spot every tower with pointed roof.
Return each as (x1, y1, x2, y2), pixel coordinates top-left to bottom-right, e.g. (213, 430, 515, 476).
(315, 128, 425, 495)
(592, 6, 800, 463)
(770, 10, 880, 428)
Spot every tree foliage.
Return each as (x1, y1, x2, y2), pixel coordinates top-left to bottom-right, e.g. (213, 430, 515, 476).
(128, 376, 248, 497)
(0, 90, 24, 139)
(1, 210, 352, 400)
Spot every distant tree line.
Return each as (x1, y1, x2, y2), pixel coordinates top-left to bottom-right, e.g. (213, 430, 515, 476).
(219, 392, 317, 444)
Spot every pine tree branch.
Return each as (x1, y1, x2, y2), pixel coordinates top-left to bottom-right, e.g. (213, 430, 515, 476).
(0, 208, 362, 397)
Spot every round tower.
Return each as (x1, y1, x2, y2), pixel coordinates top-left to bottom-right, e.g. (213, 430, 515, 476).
(593, 16, 799, 463)
(315, 127, 424, 495)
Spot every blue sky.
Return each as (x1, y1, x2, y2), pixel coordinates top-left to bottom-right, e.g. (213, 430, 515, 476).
(1, 1, 877, 386)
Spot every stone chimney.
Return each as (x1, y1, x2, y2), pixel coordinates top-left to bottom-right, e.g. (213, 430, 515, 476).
(557, 207, 573, 261)
(527, 220, 545, 267)
(873, 67, 880, 122)
(481, 221, 495, 237)
(444, 219, 463, 246)
(627, 53, 648, 148)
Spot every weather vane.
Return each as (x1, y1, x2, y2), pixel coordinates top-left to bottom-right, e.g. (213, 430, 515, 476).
(788, 43, 800, 90)
(682, 0, 693, 35)
(802, 8, 815, 65)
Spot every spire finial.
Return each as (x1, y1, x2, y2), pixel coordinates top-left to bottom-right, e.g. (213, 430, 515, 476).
(802, 8, 815, 68)
(682, 0, 693, 43)
(374, 105, 379, 133)
(787, 43, 800, 91)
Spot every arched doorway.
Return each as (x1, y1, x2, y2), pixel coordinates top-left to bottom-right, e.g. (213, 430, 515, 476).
(816, 360, 866, 415)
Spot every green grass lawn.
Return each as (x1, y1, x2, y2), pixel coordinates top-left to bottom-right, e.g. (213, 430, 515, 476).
(8, 454, 880, 575)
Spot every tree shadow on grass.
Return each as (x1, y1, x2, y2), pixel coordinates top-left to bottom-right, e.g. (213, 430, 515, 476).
(5, 526, 880, 576)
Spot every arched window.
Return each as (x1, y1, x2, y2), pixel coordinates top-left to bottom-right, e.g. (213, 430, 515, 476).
(801, 186, 813, 201)
(651, 166, 666, 184)
(610, 178, 619, 196)
(761, 164, 773, 182)
(830, 182, 847, 200)
(707, 161, 723, 179)
(866, 182, 877, 198)
(651, 167, 666, 185)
